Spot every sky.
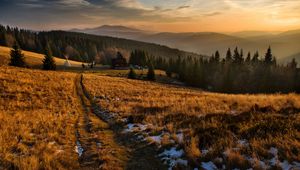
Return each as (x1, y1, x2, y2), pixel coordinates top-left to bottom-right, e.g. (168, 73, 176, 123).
(0, 0, 300, 32)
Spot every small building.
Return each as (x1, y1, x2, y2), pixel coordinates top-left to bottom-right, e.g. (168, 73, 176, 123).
(111, 52, 128, 69)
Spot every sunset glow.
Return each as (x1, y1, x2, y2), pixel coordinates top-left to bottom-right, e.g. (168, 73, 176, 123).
(1, 0, 300, 32)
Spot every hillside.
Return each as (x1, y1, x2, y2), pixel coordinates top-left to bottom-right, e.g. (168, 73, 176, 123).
(0, 66, 80, 169)
(0, 46, 84, 68)
(72, 25, 152, 40)
(83, 74, 300, 170)
(0, 25, 202, 65)
(75, 25, 300, 63)
(2, 64, 300, 169)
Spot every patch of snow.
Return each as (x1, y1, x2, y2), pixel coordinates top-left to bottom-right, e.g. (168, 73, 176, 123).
(201, 161, 218, 170)
(159, 147, 184, 158)
(269, 157, 278, 166)
(123, 123, 148, 133)
(75, 141, 84, 157)
(280, 160, 292, 170)
(201, 149, 209, 156)
(159, 147, 187, 169)
(269, 147, 278, 156)
(147, 135, 162, 144)
(176, 132, 184, 143)
(237, 139, 249, 147)
(293, 161, 300, 167)
(223, 149, 230, 157)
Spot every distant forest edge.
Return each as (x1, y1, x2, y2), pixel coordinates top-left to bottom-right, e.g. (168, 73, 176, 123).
(148, 47, 300, 93)
(0, 25, 202, 64)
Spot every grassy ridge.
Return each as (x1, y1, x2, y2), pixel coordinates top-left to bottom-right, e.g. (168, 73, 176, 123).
(0, 46, 83, 68)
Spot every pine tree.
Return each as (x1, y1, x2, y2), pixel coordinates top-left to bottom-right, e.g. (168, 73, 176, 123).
(288, 58, 297, 69)
(128, 67, 137, 79)
(147, 63, 156, 81)
(215, 50, 220, 63)
(9, 42, 26, 67)
(246, 52, 251, 63)
(43, 46, 56, 70)
(252, 51, 259, 63)
(264, 46, 273, 65)
(226, 48, 232, 62)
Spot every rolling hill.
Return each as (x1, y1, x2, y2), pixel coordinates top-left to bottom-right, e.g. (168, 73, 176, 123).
(74, 25, 300, 63)
(71, 25, 152, 40)
(0, 25, 202, 66)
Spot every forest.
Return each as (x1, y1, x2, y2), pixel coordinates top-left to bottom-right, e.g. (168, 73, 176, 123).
(130, 48, 300, 93)
(0, 25, 200, 64)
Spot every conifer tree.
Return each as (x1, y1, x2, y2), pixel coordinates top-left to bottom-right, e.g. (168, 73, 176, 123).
(246, 52, 251, 63)
(264, 46, 273, 65)
(215, 51, 220, 63)
(9, 42, 26, 67)
(147, 63, 155, 81)
(252, 51, 259, 63)
(226, 48, 232, 62)
(128, 67, 137, 79)
(43, 46, 56, 70)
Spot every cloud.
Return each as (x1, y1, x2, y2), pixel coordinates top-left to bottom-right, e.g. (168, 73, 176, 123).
(0, 0, 300, 32)
(203, 12, 222, 17)
(177, 5, 190, 10)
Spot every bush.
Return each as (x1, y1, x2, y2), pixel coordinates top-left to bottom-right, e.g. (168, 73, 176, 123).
(43, 46, 56, 70)
(128, 67, 137, 79)
(147, 63, 155, 81)
(9, 43, 26, 67)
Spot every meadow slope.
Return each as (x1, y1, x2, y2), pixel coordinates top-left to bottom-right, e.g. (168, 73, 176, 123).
(0, 66, 80, 169)
(83, 74, 300, 169)
(0, 46, 83, 68)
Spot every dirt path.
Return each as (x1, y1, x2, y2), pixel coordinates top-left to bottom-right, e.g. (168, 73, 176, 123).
(74, 74, 166, 170)
(75, 74, 128, 169)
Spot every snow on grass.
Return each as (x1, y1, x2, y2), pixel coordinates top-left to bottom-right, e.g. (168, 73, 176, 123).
(123, 123, 149, 133)
(75, 141, 84, 157)
(237, 139, 249, 147)
(201, 161, 218, 170)
(280, 160, 292, 170)
(176, 132, 184, 144)
(159, 147, 188, 169)
(147, 135, 162, 144)
(201, 149, 209, 156)
(269, 147, 278, 156)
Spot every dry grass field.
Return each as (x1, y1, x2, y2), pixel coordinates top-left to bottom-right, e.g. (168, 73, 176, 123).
(83, 74, 300, 169)
(0, 46, 84, 68)
(0, 66, 81, 169)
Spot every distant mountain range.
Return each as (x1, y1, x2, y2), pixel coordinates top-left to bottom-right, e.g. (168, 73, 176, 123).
(72, 25, 300, 64)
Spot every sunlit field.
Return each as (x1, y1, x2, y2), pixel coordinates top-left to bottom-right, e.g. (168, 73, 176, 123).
(84, 74, 300, 169)
(0, 46, 83, 68)
(0, 66, 80, 169)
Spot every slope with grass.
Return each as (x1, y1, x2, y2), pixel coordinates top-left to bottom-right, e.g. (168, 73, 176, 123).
(0, 46, 84, 68)
(83, 74, 300, 169)
(0, 66, 80, 169)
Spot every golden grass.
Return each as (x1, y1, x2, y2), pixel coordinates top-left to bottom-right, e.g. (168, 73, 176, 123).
(0, 66, 80, 169)
(83, 74, 300, 117)
(83, 74, 300, 167)
(0, 46, 83, 68)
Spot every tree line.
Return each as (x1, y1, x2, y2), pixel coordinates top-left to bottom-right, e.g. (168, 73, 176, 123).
(129, 48, 299, 93)
(0, 25, 199, 64)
